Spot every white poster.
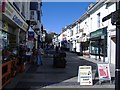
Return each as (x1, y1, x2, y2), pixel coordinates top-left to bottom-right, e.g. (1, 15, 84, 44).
(78, 66, 93, 85)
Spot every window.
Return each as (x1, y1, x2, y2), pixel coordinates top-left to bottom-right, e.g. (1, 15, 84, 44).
(90, 39, 107, 57)
(97, 13, 100, 28)
(21, 2, 25, 18)
(91, 18, 92, 30)
(70, 30, 73, 36)
(76, 25, 78, 34)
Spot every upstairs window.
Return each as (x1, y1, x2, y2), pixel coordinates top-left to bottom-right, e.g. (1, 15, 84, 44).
(97, 13, 100, 28)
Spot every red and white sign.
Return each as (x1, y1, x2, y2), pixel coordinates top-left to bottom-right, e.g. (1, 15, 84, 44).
(98, 63, 111, 80)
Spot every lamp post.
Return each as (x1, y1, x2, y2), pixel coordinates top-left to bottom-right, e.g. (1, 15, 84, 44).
(115, 1, 120, 90)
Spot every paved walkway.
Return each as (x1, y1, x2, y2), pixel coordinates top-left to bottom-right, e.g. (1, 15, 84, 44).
(4, 51, 115, 90)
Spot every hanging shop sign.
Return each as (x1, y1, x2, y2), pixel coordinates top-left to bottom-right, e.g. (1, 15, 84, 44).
(28, 31, 34, 41)
(78, 66, 93, 85)
(97, 63, 111, 81)
(2, 2, 28, 31)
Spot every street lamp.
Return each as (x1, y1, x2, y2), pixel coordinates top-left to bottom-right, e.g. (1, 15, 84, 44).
(115, 1, 120, 90)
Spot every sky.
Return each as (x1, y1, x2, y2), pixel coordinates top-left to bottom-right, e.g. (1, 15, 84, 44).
(42, 2, 95, 34)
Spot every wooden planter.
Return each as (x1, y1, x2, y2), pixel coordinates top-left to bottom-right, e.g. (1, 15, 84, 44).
(10, 59, 19, 77)
(2, 61, 12, 88)
(53, 54, 66, 68)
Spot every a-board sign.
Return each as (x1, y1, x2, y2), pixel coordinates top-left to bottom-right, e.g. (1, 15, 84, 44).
(78, 66, 93, 85)
(97, 63, 111, 81)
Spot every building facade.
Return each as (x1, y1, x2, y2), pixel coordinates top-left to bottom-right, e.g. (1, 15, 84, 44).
(56, 1, 116, 67)
(1, 1, 28, 52)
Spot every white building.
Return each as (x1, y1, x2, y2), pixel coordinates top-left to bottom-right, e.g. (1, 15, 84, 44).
(58, 1, 116, 68)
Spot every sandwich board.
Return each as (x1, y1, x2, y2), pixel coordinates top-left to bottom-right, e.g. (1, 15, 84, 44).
(97, 63, 111, 84)
(78, 66, 93, 85)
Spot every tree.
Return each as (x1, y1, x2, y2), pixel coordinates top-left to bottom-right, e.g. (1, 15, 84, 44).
(45, 32, 57, 44)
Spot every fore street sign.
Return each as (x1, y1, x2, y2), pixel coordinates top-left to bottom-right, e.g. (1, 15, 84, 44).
(78, 66, 93, 85)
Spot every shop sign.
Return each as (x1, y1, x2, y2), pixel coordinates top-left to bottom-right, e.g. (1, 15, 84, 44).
(78, 66, 93, 85)
(13, 15, 23, 27)
(3, 2, 28, 31)
(90, 27, 107, 38)
(28, 31, 34, 41)
(90, 29, 103, 38)
(98, 63, 111, 81)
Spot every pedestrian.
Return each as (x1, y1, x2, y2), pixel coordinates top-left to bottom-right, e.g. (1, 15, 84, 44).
(26, 48, 32, 63)
(37, 46, 44, 65)
(31, 46, 37, 64)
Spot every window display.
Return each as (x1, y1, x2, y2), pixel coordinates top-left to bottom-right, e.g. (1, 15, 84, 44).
(1, 30, 17, 63)
(2, 31, 9, 49)
(90, 39, 107, 56)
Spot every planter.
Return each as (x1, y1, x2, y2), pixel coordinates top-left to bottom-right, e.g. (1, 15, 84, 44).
(53, 53, 66, 68)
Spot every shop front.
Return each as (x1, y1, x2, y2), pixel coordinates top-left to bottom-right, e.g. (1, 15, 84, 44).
(1, 2, 28, 88)
(89, 27, 107, 61)
(76, 36, 89, 56)
(2, 1, 28, 44)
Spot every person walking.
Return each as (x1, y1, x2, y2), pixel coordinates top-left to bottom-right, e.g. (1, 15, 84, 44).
(26, 48, 32, 63)
(31, 46, 37, 64)
(37, 46, 44, 65)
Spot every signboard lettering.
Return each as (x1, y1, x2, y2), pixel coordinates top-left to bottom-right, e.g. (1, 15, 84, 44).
(78, 66, 93, 85)
(13, 15, 23, 27)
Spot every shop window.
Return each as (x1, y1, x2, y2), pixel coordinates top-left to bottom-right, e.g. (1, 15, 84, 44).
(90, 38, 107, 57)
(2, 31, 9, 49)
